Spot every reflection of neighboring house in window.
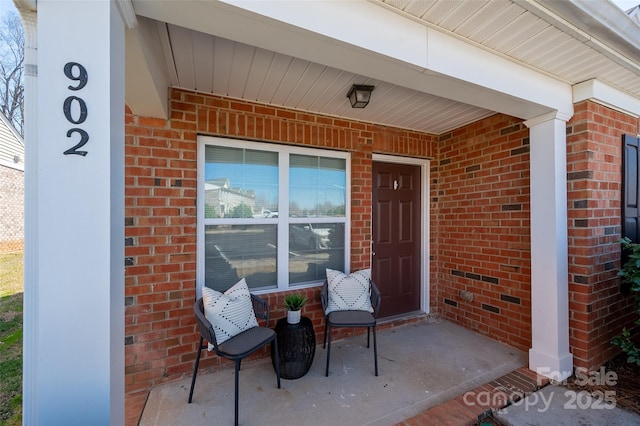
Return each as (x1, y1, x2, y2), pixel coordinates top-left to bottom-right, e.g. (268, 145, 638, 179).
(204, 178, 256, 217)
(0, 111, 24, 252)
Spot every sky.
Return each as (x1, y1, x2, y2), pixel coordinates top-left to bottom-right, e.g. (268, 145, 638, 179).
(613, 0, 640, 11)
(0, 0, 15, 18)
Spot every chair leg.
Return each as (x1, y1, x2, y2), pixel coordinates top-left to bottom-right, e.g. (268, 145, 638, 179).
(367, 326, 370, 348)
(325, 324, 332, 377)
(188, 337, 204, 403)
(234, 359, 240, 426)
(272, 339, 281, 389)
(323, 320, 328, 349)
(373, 325, 378, 376)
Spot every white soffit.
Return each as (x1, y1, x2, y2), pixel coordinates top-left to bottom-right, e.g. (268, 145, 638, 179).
(129, 0, 640, 132)
(378, 0, 640, 98)
(213, 0, 572, 116)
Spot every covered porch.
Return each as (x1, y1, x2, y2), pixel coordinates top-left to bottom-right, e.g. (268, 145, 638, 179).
(139, 318, 528, 425)
(16, 0, 640, 424)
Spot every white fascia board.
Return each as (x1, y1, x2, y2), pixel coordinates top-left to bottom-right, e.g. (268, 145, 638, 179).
(538, 0, 640, 74)
(116, 0, 137, 29)
(132, 0, 426, 77)
(133, 0, 572, 120)
(125, 16, 169, 119)
(573, 79, 640, 118)
(218, 0, 430, 70)
(220, 0, 573, 116)
(220, 0, 572, 118)
(522, 0, 640, 77)
(0, 158, 24, 171)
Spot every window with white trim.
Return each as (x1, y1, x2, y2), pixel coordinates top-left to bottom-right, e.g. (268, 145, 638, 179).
(198, 137, 349, 293)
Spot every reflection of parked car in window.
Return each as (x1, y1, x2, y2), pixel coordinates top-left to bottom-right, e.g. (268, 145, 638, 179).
(290, 224, 332, 250)
(253, 209, 278, 218)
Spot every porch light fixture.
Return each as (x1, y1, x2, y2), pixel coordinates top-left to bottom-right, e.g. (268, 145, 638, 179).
(347, 84, 375, 108)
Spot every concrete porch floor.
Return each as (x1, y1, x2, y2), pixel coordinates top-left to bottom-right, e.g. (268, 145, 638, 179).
(139, 318, 527, 426)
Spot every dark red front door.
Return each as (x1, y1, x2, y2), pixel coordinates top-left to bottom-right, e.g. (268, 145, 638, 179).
(372, 161, 421, 318)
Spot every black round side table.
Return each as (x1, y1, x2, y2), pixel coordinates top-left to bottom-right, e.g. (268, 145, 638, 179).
(270, 316, 316, 379)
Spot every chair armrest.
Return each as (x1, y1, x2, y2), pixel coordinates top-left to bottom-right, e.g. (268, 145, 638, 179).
(370, 280, 381, 318)
(194, 298, 219, 351)
(251, 294, 270, 326)
(320, 281, 329, 316)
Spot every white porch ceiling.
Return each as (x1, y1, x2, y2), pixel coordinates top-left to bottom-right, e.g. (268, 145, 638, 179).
(164, 23, 495, 135)
(128, 0, 640, 135)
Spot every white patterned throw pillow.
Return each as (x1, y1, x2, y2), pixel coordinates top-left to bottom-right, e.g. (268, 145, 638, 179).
(202, 278, 259, 349)
(325, 268, 373, 314)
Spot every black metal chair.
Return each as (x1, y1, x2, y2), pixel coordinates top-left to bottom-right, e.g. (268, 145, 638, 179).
(188, 295, 281, 426)
(321, 279, 381, 377)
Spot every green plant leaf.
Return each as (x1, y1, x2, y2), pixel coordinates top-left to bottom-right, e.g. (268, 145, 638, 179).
(613, 240, 640, 367)
(284, 293, 307, 310)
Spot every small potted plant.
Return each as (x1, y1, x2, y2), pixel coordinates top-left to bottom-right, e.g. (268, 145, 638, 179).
(284, 293, 307, 324)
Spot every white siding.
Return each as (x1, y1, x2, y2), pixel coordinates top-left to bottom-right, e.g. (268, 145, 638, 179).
(0, 112, 23, 171)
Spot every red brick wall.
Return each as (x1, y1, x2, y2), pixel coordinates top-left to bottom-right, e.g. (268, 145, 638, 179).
(124, 88, 435, 424)
(124, 88, 640, 424)
(0, 164, 24, 252)
(431, 115, 532, 351)
(566, 101, 639, 369)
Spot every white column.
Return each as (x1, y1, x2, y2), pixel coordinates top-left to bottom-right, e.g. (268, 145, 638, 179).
(525, 112, 573, 381)
(21, 1, 125, 423)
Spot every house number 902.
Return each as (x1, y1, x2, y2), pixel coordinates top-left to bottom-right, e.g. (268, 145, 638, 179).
(63, 62, 89, 156)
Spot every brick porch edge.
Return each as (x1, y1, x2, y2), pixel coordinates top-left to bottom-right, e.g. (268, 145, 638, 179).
(396, 367, 551, 426)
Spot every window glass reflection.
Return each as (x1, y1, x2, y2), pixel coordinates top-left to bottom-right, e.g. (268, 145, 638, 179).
(289, 223, 345, 285)
(289, 155, 346, 217)
(205, 225, 277, 291)
(204, 146, 278, 219)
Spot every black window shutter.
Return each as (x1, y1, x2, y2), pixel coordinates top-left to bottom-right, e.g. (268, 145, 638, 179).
(621, 134, 640, 294)
(623, 134, 640, 243)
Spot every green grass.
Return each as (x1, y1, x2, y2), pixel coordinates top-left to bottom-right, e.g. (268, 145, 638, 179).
(0, 252, 23, 425)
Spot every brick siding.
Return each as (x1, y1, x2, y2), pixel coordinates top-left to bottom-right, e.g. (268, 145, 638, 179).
(432, 116, 532, 350)
(123, 88, 640, 424)
(124, 88, 435, 424)
(0, 164, 24, 252)
(566, 101, 639, 369)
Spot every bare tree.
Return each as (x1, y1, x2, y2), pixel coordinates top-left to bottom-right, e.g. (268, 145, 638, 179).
(0, 11, 24, 135)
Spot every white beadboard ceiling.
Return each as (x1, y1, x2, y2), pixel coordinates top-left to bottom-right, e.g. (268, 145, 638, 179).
(136, 0, 640, 135)
(165, 23, 495, 135)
